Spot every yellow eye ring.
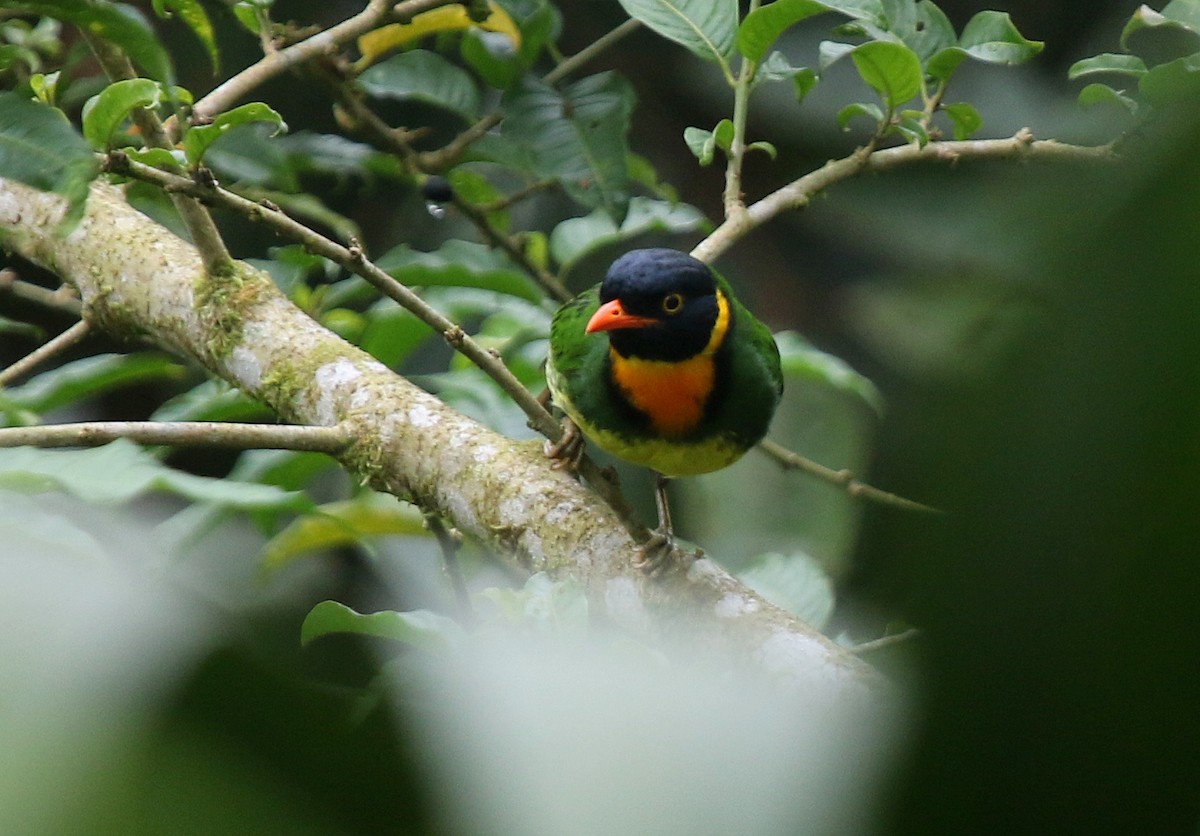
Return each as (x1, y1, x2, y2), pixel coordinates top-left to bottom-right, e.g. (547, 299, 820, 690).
(661, 292, 685, 314)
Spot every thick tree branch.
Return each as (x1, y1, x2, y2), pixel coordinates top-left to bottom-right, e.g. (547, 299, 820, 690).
(0, 177, 883, 695)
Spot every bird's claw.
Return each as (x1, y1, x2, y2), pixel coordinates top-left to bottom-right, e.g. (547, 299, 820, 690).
(543, 417, 585, 472)
(633, 528, 701, 576)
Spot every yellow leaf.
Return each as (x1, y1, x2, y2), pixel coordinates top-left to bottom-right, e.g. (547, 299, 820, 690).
(356, 2, 521, 70)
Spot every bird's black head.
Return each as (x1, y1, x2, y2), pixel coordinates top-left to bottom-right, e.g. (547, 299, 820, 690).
(589, 249, 725, 362)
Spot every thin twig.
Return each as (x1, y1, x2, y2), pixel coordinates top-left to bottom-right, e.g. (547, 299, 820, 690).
(0, 270, 83, 317)
(694, 129, 1119, 263)
(848, 628, 920, 656)
(452, 196, 572, 302)
(0, 420, 351, 452)
(757, 438, 942, 514)
(426, 514, 475, 624)
(80, 30, 233, 276)
(419, 18, 643, 171)
(544, 18, 642, 85)
(188, 0, 460, 126)
(107, 152, 562, 440)
(0, 320, 91, 387)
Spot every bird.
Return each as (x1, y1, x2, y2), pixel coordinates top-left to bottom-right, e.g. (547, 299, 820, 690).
(546, 248, 783, 568)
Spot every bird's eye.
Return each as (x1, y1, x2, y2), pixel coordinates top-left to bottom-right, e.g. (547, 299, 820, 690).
(661, 293, 685, 314)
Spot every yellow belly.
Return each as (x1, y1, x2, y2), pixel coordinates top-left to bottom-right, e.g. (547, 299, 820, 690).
(573, 421, 746, 477)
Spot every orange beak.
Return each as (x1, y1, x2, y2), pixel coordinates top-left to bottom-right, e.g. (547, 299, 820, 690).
(585, 299, 657, 333)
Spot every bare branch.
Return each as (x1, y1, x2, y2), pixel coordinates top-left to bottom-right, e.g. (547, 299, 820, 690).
(0, 420, 350, 453)
(758, 439, 942, 515)
(0, 269, 82, 317)
(695, 129, 1119, 263)
(0, 321, 91, 388)
(190, 0, 460, 125)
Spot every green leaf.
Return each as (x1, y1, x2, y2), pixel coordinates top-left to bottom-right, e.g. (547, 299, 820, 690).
(712, 117, 735, 152)
(1121, 1, 1200, 62)
(549, 196, 708, 269)
(301, 601, 465, 649)
(359, 49, 481, 119)
(2, 353, 185, 415)
(461, 27, 522, 89)
(891, 109, 929, 146)
(262, 493, 427, 571)
(1139, 52, 1200, 104)
(150, 378, 270, 423)
(739, 1, 883, 63)
(958, 11, 1044, 63)
(747, 140, 778, 158)
(182, 101, 287, 166)
(683, 125, 717, 165)
(737, 0, 839, 63)
(359, 306, 435, 367)
(818, 39, 856, 70)
(501, 73, 634, 221)
(0, 93, 98, 213)
(617, 0, 738, 71)
(5, 0, 173, 82)
(477, 572, 589, 632)
(0, 440, 313, 509)
(118, 145, 186, 169)
(737, 552, 835, 629)
(0, 492, 109, 562)
(850, 40, 923, 108)
(942, 101, 982, 139)
(152, 0, 219, 73)
(928, 10, 1043, 82)
(81, 77, 162, 149)
(376, 239, 542, 301)
(907, 0, 956, 61)
(837, 101, 884, 130)
(776, 330, 884, 416)
(1077, 82, 1139, 113)
(793, 67, 819, 100)
(1068, 53, 1149, 81)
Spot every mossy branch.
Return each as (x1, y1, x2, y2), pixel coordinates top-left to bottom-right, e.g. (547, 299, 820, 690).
(0, 174, 885, 696)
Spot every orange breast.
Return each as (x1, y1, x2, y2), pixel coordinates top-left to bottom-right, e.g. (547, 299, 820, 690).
(610, 351, 715, 437)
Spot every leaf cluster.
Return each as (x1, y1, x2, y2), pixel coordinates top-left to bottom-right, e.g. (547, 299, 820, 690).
(1069, 0, 1200, 116)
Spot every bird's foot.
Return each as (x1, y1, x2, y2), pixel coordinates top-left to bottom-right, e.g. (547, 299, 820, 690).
(543, 417, 585, 472)
(633, 528, 702, 576)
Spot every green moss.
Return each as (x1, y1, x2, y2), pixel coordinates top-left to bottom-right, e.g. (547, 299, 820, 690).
(193, 262, 272, 362)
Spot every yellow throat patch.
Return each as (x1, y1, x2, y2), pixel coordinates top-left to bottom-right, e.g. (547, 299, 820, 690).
(608, 290, 730, 437)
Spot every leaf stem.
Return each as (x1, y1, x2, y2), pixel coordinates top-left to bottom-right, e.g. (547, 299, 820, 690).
(723, 0, 761, 218)
(80, 30, 234, 276)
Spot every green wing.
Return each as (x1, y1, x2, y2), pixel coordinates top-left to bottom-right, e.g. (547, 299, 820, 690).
(708, 273, 783, 447)
(546, 284, 611, 427)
